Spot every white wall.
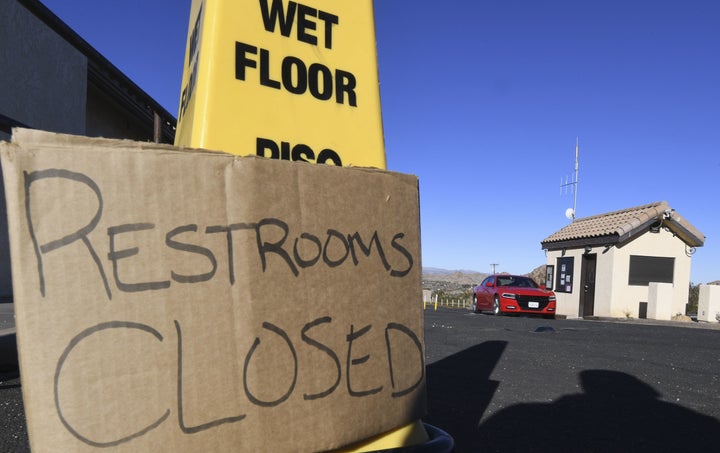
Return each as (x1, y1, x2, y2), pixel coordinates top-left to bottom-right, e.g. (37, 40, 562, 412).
(609, 229, 690, 318)
(593, 245, 615, 317)
(546, 248, 583, 318)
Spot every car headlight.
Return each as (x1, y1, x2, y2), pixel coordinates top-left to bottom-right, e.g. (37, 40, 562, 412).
(549, 295, 556, 302)
(501, 293, 516, 299)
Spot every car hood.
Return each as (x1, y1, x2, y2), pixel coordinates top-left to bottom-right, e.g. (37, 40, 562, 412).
(498, 287, 554, 296)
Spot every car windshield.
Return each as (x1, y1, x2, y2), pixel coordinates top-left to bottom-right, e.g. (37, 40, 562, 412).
(496, 276, 538, 288)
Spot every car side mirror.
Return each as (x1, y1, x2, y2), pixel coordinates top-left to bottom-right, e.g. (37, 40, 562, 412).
(540, 284, 546, 290)
(485, 281, 493, 287)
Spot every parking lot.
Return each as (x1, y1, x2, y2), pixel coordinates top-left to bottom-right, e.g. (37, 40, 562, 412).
(423, 308, 720, 452)
(2, 306, 720, 452)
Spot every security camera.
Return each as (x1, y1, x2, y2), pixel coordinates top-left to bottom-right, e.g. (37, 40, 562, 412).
(663, 209, 674, 220)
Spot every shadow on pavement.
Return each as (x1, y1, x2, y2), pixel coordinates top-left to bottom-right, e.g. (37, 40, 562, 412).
(4, 331, 719, 452)
(424, 341, 507, 452)
(424, 340, 720, 453)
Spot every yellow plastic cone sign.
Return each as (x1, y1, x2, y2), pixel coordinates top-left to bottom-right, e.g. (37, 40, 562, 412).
(175, 0, 387, 169)
(174, 1, 428, 450)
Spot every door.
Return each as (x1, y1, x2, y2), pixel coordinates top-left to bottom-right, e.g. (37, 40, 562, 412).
(579, 254, 596, 317)
(478, 276, 494, 309)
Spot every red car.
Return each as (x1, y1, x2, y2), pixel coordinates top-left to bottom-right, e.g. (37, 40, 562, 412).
(472, 274, 556, 318)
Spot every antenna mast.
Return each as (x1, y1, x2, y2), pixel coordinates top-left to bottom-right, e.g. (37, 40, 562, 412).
(560, 137, 579, 221)
(572, 137, 579, 218)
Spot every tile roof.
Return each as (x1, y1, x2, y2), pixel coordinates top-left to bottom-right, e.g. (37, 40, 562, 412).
(541, 201, 705, 249)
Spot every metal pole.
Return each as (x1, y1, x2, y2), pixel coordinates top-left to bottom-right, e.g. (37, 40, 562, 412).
(572, 137, 579, 219)
(153, 111, 162, 143)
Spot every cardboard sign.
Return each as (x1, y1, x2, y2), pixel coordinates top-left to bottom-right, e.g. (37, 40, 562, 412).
(175, 0, 387, 168)
(1, 130, 425, 452)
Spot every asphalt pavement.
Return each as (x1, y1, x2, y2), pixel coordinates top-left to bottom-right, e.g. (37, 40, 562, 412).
(1, 304, 719, 452)
(0, 302, 25, 452)
(423, 308, 720, 452)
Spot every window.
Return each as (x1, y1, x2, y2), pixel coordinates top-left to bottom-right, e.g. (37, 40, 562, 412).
(555, 257, 574, 293)
(496, 276, 538, 288)
(628, 255, 674, 286)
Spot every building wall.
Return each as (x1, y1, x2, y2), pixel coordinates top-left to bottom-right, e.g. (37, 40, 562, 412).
(1, 0, 88, 297)
(0, 1, 176, 299)
(609, 229, 691, 318)
(593, 245, 616, 317)
(0, 0, 87, 134)
(546, 228, 692, 320)
(546, 248, 583, 318)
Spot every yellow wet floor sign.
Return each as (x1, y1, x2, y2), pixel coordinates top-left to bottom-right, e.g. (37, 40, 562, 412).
(175, 1, 426, 451)
(175, 0, 386, 169)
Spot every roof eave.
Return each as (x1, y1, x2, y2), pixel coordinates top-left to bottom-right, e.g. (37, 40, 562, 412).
(666, 220, 705, 248)
(541, 235, 620, 251)
(616, 217, 658, 243)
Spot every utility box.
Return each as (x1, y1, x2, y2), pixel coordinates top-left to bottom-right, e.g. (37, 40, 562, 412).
(422, 289, 432, 303)
(697, 284, 720, 323)
(648, 282, 673, 320)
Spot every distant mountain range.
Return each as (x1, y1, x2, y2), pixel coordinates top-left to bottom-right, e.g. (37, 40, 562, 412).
(422, 267, 481, 275)
(422, 265, 548, 290)
(423, 267, 720, 288)
(422, 268, 487, 286)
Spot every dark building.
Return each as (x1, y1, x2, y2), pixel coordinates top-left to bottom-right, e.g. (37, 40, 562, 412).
(1, 0, 177, 299)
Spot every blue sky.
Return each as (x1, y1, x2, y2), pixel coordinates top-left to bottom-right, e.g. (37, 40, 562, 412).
(41, 0, 719, 283)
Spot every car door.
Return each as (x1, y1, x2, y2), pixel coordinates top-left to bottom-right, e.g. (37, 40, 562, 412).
(478, 276, 494, 309)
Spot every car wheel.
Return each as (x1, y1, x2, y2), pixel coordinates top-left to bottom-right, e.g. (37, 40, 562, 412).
(492, 296, 501, 316)
(471, 295, 478, 313)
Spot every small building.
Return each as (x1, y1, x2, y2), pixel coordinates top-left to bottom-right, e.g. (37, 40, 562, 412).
(540, 201, 705, 320)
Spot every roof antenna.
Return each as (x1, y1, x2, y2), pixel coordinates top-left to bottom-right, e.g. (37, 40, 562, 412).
(560, 137, 579, 221)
